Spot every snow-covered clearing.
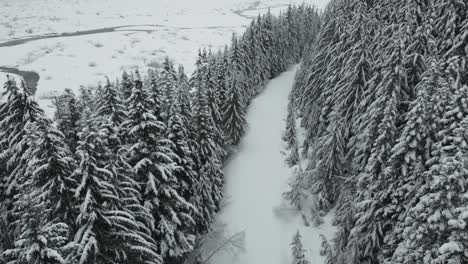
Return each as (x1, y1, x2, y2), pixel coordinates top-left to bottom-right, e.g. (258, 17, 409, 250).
(0, 0, 328, 116)
(215, 66, 335, 264)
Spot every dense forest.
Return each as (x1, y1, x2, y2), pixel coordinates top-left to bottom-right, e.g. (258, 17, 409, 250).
(5, 0, 467, 263)
(290, 0, 468, 263)
(0, 5, 320, 264)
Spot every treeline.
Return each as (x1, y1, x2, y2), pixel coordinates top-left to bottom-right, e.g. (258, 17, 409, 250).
(291, 0, 468, 263)
(0, 5, 320, 264)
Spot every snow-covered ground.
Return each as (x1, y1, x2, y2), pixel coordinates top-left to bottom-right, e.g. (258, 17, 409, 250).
(0, 0, 328, 116)
(215, 66, 335, 264)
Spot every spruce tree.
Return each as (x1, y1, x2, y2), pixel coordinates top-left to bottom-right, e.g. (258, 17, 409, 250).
(283, 100, 297, 149)
(71, 116, 161, 264)
(0, 78, 44, 252)
(53, 88, 81, 154)
(290, 231, 310, 264)
(2, 119, 73, 264)
(312, 114, 346, 211)
(283, 168, 306, 210)
(122, 76, 196, 259)
(96, 78, 127, 125)
(166, 100, 198, 201)
(3, 186, 69, 264)
(222, 78, 247, 146)
(160, 57, 179, 121)
(287, 142, 300, 168)
(191, 87, 224, 234)
(120, 70, 134, 101)
(177, 65, 193, 123)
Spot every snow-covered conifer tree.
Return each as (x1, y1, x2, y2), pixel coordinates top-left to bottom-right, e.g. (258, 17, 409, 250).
(120, 70, 134, 101)
(290, 231, 310, 264)
(96, 77, 127, 125)
(122, 75, 196, 259)
(283, 100, 297, 149)
(222, 78, 246, 146)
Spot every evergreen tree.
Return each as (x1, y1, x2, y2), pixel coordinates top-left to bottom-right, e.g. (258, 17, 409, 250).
(283, 168, 306, 210)
(191, 87, 224, 233)
(71, 116, 161, 264)
(213, 50, 229, 109)
(312, 114, 346, 211)
(320, 234, 333, 264)
(160, 57, 179, 121)
(283, 100, 297, 149)
(222, 78, 247, 146)
(287, 142, 300, 168)
(290, 231, 310, 264)
(122, 77, 196, 259)
(120, 70, 134, 101)
(2, 119, 73, 264)
(96, 78, 127, 125)
(53, 88, 81, 154)
(166, 100, 197, 201)
(229, 34, 248, 104)
(177, 65, 193, 123)
(3, 186, 69, 264)
(389, 84, 468, 264)
(148, 68, 165, 118)
(0, 78, 44, 252)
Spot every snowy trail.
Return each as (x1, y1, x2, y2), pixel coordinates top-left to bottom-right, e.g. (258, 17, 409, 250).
(216, 66, 296, 264)
(215, 65, 335, 264)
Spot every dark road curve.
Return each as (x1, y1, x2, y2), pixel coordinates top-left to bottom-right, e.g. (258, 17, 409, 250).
(0, 67, 40, 94)
(0, 24, 163, 48)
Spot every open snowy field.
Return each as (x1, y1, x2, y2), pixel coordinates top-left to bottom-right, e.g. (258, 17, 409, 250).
(0, 0, 327, 115)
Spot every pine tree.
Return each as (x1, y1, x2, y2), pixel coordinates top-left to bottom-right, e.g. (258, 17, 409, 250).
(0, 78, 44, 252)
(2, 119, 73, 264)
(148, 68, 164, 118)
(160, 57, 179, 121)
(177, 65, 193, 123)
(190, 50, 208, 103)
(290, 231, 310, 264)
(53, 88, 81, 154)
(122, 77, 196, 259)
(96, 78, 127, 125)
(283, 100, 297, 149)
(71, 116, 161, 264)
(3, 186, 69, 264)
(312, 114, 346, 211)
(0, 79, 45, 195)
(320, 234, 333, 264)
(287, 142, 300, 168)
(77, 86, 96, 117)
(166, 100, 197, 201)
(283, 168, 306, 210)
(229, 34, 248, 104)
(213, 50, 229, 109)
(375, 60, 448, 262)
(204, 56, 226, 159)
(191, 87, 224, 234)
(389, 83, 468, 264)
(120, 70, 134, 101)
(222, 77, 247, 146)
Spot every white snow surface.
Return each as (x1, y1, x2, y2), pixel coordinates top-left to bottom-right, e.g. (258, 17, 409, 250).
(0, 0, 328, 116)
(215, 66, 335, 264)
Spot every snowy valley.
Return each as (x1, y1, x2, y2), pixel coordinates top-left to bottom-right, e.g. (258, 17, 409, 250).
(2, 0, 468, 264)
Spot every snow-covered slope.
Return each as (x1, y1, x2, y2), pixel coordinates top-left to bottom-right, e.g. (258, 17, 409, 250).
(215, 66, 335, 264)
